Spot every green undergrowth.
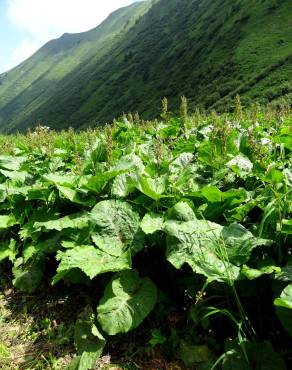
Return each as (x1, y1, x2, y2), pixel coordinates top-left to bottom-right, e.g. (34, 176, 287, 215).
(0, 104, 291, 369)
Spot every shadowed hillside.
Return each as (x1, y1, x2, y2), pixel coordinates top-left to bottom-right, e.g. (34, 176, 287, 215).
(0, 0, 291, 131)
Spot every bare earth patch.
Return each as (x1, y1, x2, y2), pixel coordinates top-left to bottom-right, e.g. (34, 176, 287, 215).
(0, 276, 76, 369)
(0, 276, 185, 370)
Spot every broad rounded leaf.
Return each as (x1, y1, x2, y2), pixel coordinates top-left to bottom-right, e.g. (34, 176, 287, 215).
(0, 239, 17, 262)
(97, 270, 157, 335)
(274, 284, 292, 337)
(200, 186, 223, 202)
(0, 215, 18, 229)
(242, 258, 281, 280)
(178, 341, 213, 367)
(43, 173, 79, 187)
(0, 169, 31, 183)
(0, 155, 26, 171)
(222, 224, 273, 266)
(165, 219, 240, 283)
(90, 200, 142, 256)
(274, 284, 292, 310)
(34, 212, 89, 231)
(223, 341, 286, 370)
(141, 213, 164, 234)
(12, 258, 44, 293)
(53, 245, 131, 284)
(166, 201, 196, 222)
(227, 154, 253, 177)
(72, 308, 106, 370)
(132, 173, 167, 200)
(111, 173, 135, 197)
(57, 185, 96, 207)
(276, 260, 292, 282)
(169, 153, 194, 183)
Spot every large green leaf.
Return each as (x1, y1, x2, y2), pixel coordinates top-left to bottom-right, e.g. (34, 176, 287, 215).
(278, 219, 292, 235)
(12, 258, 45, 293)
(111, 173, 136, 197)
(0, 169, 31, 183)
(178, 341, 213, 367)
(97, 270, 157, 335)
(53, 245, 131, 284)
(164, 204, 271, 283)
(273, 127, 292, 151)
(168, 153, 201, 195)
(221, 224, 273, 266)
(57, 185, 96, 207)
(222, 341, 286, 370)
(166, 201, 196, 221)
(274, 284, 292, 337)
(0, 155, 26, 171)
(226, 154, 253, 177)
(241, 258, 281, 280)
(274, 284, 292, 309)
(82, 138, 106, 174)
(0, 215, 18, 229)
(85, 154, 142, 194)
(132, 173, 167, 200)
(165, 219, 240, 283)
(276, 260, 292, 282)
(26, 186, 53, 201)
(0, 239, 17, 262)
(141, 213, 164, 234)
(42, 174, 88, 203)
(90, 200, 142, 256)
(43, 173, 79, 187)
(0, 184, 30, 198)
(34, 212, 90, 231)
(109, 154, 143, 176)
(82, 174, 108, 194)
(202, 188, 248, 221)
(169, 153, 194, 183)
(200, 186, 223, 202)
(71, 308, 106, 370)
(140, 202, 197, 235)
(22, 233, 64, 262)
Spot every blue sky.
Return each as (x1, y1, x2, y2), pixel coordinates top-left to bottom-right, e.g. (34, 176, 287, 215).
(0, 1, 22, 73)
(0, 0, 139, 74)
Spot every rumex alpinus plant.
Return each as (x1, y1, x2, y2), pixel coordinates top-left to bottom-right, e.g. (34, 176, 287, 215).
(0, 103, 291, 369)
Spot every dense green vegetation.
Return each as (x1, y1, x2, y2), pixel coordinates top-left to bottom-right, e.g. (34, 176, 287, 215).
(0, 0, 292, 132)
(0, 101, 291, 369)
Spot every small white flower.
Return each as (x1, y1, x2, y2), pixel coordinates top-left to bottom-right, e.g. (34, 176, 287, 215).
(260, 138, 271, 146)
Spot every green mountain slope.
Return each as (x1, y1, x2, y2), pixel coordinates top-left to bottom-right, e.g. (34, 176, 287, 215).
(0, 0, 292, 131)
(0, 1, 152, 131)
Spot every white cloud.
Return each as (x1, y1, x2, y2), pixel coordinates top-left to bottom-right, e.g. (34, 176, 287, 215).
(4, 38, 39, 71)
(7, 0, 136, 42)
(4, 0, 137, 71)
(6, 39, 39, 70)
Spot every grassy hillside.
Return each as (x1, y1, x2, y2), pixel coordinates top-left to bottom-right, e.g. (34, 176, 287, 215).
(0, 0, 152, 131)
(0, 0, 292, 131)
